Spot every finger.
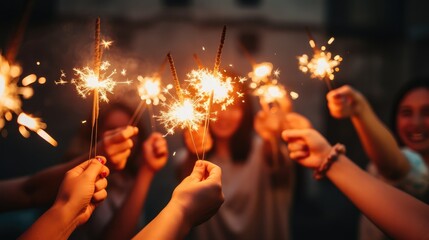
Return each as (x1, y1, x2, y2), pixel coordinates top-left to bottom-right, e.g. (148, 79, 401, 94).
(105, 126, 138, 144)
(203, 161, 222, 183)
(92, 189, 108, 204)
(99, 165, 110, 178)
(289, 150, 309, 160)
(282, 129, 309, 141)
(109, 149, 131, 167)
(94, 178, 108, 192)
(81, 158, 105, 182)
(187, 160, 207, 182)
(288, 142, 307, 152)
(106, 139, 134, 155)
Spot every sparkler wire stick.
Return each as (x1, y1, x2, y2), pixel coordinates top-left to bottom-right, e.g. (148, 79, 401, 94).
(89, 17, 102, 159)
(167, 52, 200, 159)
(201, 25, 227, 160)
(128, 101, 147, 126)
(192, 53, 203, 69)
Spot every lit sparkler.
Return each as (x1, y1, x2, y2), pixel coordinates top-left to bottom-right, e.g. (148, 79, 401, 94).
(17, 112, 57, 146)
(0, 54, 57, 145)
(298, 32, 343, 89)
(56, 18, 128, 157)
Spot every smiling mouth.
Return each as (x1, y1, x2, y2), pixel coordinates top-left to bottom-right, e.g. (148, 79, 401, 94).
(406, 132, 428, 142)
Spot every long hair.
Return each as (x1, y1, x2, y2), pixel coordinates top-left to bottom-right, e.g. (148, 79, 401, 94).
(390, 77, 429, 146)
(206, 72, 255, 163)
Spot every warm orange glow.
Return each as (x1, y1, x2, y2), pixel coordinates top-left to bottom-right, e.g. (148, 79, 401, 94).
(17, 112, 57, 146)
(137, 75, 165, 105)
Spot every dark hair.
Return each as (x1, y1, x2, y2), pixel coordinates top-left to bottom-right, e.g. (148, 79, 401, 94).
(206, 72, 255, 163)
(390, 77, 429, 146)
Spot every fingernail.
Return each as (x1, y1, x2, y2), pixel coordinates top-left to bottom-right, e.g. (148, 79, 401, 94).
(96, 157, 105, 164)
(195, 160, 202, 167)
(100, 171, 108, 178)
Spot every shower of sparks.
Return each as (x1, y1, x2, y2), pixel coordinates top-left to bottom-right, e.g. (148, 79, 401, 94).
(254, 82, 287, 104)
(137, 75, 166, 105)
(17, 112, 58, 146)
(247, 61, 295, 105)
(56, 44, 131, 103)
(157, 97, 205, 135)
(0, 54, 56, 145)
(0, 54, 23, 128)
(185, 69, 237, 110)
(298, 37, 343, 81)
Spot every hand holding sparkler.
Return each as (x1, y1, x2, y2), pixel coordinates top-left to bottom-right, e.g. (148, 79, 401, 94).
(98, 125, 139, 170)
(141, 132, 169, 173)
(326, 85, 368, 119)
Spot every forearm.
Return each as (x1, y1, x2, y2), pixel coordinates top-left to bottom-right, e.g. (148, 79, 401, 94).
(327, 155, 429, 240)
(18, 203, 78, 240)
(351, 103, 409, 179)
(132, 201, 190, 240)
(103, 169, 155, 240)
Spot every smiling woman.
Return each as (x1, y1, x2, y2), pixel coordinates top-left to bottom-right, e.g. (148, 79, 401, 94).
(325, 78, 429, 240)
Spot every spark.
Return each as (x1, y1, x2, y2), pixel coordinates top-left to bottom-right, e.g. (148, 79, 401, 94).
(101, 40, 113, 49)
(137, 75, 166, 106)
(185, 69, 236, 110)
(298, 37, 342, 82)
(157, 98, 205, 135)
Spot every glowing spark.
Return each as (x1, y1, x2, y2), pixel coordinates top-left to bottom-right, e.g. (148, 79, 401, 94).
(298, 37, 342, 82)
(254, 83, 287, 104)
(157, 98, 205, 135)
(121, 69, 127, 76)
(137, 75, 166, 106)
(71, 67, 117, 102)
(17, 112, 57, 146)
(0, 54, 22, 128)
(186, 69, 235, 110)
(82, 120, 87, 124)
(101, 40, 113, 49)
(202, 46, 205, 51)
(290, 91, 299, 100)
(36, 61, 40, 66)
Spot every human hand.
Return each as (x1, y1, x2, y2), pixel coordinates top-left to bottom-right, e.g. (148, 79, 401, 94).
(54, 156, 110, 226)
(183, 126, 213, 156)
(326, 85, 368, 119)
(142, 132, 169, 173)
(100, 126, 139, 170)
(282, 129, 332, 168)
(170, 160, 224, 227)
(282, 112, 312, 130)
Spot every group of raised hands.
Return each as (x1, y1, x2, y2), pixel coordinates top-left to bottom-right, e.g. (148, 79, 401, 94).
(11, 84, 429, 239)
(14, 125, 224, 240)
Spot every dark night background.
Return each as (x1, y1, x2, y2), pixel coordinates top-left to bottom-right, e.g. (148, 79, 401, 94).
(0, 0, 428, 239)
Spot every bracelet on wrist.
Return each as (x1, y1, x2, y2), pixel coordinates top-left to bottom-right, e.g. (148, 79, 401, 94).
(313, 143, 346, 180)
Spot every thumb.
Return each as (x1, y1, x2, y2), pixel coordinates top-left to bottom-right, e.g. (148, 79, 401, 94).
(187, 160, 206, 182)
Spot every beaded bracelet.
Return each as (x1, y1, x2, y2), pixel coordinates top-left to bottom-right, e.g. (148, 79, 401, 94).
(313, 143, 346, 180)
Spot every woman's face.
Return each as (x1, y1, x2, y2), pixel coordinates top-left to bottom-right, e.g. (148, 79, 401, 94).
(396, 88, 429, 154)
(210, 103, 244, 140)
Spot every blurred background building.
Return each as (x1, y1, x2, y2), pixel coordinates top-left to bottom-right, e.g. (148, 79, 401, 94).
(0, 0, 428, 239)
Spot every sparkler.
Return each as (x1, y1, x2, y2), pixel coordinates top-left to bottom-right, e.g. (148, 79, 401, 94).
(56, 18, 128, 158)
(298, 29, 343, 90)
(129, 58, 168, 128)
(0, 54, 57, 146)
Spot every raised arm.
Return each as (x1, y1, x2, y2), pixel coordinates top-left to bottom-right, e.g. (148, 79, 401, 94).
(0, 126, 138, 212)
(282, 129, 429, 240)
(18, 157, 110, 240)
(102, 132, 168, 240)
(326, 85, 409, 179)
(133, 160, 224, 240)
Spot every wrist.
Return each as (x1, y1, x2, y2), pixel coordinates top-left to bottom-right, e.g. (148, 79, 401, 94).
(314, 143, 346, 180)
(50, 202, 80, 235)
(164, 200, 192, 238)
